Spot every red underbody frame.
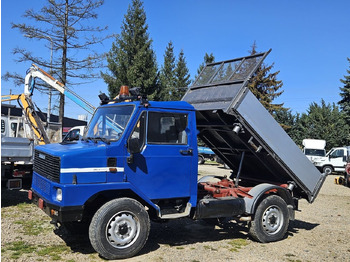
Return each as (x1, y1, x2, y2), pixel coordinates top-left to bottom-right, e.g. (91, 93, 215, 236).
(200, 178, 288, 198)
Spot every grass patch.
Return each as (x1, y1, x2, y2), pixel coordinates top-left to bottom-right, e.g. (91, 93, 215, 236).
(2, 202, 35, 218)
(37, 245, 71, 260)
(2, 241, 37, 259)
(203, 245, 218, 251)
(227, 238, 249, 252)
(2, 241, 71, 260)
(14, 217, 52, 236)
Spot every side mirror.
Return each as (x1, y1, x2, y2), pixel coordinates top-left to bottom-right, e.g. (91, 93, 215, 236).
(127, 138, 142, 164)
(70, 132, 80, 141)
(128, 138, 141, 154)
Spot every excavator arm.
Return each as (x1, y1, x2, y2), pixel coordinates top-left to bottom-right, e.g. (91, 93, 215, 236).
(1, 94, 49, 145)
(2, 64, 96, 145)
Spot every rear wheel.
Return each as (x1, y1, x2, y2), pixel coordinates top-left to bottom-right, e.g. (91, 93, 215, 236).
(249, 195, 289, 243)
(89, 198, 150, 260)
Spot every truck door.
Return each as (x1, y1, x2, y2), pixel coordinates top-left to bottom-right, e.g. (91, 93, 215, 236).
(329, 149, 346, 171)
(125, 110, 193, 200)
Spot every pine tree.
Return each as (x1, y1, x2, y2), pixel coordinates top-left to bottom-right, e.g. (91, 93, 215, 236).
(4, 0, 108, 126)
(101, 0, 158, 99)
(195, 53, 215, 79)
(338, 57, 350, 126)
(299, 100, 349, 149)
(173, 49, 191, 100)
(248, 42, 286, 114)
(156, 41, 176, 101)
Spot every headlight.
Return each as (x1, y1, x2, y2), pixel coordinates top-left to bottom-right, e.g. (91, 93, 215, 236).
(56, 188, 63, 202)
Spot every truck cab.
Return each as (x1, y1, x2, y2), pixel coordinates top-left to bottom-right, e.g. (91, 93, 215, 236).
(30, 99, 198, 222)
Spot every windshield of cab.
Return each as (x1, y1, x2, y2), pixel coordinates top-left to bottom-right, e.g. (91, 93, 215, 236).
(85, 105, 134, 142)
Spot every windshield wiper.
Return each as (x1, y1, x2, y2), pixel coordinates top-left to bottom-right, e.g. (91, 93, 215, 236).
(82, 136, 96, 143)
(94, 136, 110, 144)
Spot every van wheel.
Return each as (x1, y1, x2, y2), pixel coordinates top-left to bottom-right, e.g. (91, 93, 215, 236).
(249, 195, 289, 243)
(322, 166, 333, 175)
(89, 198, 150, 260)
(198, 155, 205, 165)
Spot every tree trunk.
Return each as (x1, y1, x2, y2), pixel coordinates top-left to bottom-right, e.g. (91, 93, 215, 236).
(59, 0, 69, 131)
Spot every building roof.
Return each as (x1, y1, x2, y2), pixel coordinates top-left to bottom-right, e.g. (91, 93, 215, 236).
(1, 103, 87, 128)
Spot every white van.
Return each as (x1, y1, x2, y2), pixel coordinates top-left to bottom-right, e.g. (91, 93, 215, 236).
(314, 146, 350, 175)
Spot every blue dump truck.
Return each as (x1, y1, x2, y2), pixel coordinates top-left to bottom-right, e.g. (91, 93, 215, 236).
(29, 51, 326, 260)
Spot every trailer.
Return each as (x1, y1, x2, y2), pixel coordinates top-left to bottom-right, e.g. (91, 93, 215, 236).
(28, 50, 326, 259)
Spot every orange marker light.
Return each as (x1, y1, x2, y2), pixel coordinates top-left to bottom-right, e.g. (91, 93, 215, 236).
(119, 85, 130, 98)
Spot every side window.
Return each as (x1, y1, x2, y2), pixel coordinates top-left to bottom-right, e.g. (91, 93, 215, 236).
(147, 112, 188, 144)
(331, 149, 344, 158)
(128, 112, 146, 152)
(11, 122, 17, 137)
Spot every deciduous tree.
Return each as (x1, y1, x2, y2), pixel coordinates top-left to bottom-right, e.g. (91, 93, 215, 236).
(4, 0, 108, 126)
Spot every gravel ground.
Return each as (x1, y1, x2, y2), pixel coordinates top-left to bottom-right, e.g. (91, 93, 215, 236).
(1, 163, 350, 262)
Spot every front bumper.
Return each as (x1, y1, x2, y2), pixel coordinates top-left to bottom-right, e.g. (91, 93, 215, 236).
(28, 189, 84, 223)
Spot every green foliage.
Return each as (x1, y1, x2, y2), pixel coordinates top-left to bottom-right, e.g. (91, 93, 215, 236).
(290, 100, 349, 149)
(156, 44, 191, 101)
(173, 49, 191, 100)
(338, 57, 350, 126)
(248, 42, 287, 114)
(195, 53, 215, 79)
(156, 41, 176, 101)
(102, 0, 158, 98)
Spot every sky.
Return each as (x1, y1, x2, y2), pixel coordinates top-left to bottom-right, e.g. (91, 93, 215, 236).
(1, 0, 350, 122)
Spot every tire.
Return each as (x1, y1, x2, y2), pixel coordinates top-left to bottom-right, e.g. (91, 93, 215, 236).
(249, 195, 289, 243)
(198, 155, 205, 165)
(322, 165, 333, 175)
(345, 174, 350, 188)
(89, 198, 150, 260)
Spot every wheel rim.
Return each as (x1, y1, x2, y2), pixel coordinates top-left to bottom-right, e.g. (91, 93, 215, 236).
(323, 167, 332, 175)
(261, 205, 284, 235)
(106, 212, 140, 249)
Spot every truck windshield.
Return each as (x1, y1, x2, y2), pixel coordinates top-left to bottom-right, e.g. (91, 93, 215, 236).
(85, 105, 134, 142)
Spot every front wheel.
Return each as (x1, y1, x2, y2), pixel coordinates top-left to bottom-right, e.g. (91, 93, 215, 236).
(198, 155, 205, 165)
(249, 195, 289, 243)
(89, 198, 150, 260)
(322, 165, 333, 175)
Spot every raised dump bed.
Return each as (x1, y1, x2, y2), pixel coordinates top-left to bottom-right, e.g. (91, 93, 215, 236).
(182, 50, 326, 203)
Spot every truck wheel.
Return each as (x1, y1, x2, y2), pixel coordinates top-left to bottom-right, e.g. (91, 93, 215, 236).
(198, 155, 205, 165)
(89, 198, 150, 260)
(322, 166, 333, 175)
(249, 195, 289, 243)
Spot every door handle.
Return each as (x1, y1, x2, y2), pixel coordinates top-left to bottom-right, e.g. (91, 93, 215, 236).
(180, 149, 193, 155)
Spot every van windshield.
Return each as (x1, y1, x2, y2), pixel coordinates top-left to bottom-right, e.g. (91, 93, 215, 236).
(85, 105, 134, 142)
(304, 149, 326, 157)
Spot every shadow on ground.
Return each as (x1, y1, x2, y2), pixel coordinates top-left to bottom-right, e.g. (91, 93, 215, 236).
(1, 188, 31, 207)
(52, 216, 320, 258)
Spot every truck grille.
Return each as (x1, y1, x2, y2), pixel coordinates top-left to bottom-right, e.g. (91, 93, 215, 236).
(34, 150, 60, 183)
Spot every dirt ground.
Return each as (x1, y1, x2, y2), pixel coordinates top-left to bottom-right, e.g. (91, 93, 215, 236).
(1, 163, 350, 262)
